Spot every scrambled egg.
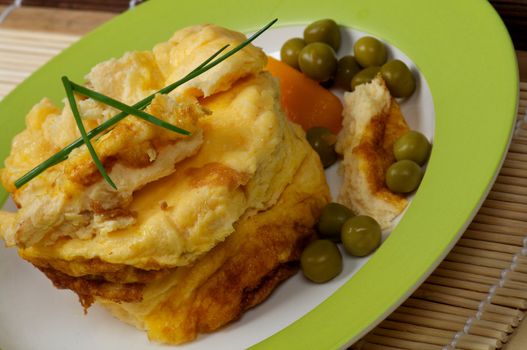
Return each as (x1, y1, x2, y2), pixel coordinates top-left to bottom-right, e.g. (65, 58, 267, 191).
(336, 76, 409, 228)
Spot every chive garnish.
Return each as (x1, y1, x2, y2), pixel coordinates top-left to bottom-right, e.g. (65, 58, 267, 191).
(13, 43, 230, 189)
(62, 77, 117, 189)
(68, 82, 191, 136)
(14, 18, 277, 189)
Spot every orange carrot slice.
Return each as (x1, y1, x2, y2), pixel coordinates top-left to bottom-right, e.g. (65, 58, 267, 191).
(265, 56, 343, 134)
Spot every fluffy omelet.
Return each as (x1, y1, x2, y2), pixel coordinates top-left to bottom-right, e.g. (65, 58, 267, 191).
(1, 94, 205, 247)
(0, 24, 330, 344)
(336, 76, 409, 228)
(19, 72, 310, 270)
(45, 137, 328, 344)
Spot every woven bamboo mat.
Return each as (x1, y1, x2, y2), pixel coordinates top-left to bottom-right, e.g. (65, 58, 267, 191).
(0, 28, 78, 97)
(1, 28, 527, 350)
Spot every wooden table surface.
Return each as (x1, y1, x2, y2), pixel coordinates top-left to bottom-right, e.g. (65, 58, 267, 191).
(1, 4, 526, 350)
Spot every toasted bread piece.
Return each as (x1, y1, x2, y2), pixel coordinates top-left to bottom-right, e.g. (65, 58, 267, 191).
(336, 76, 409, 228)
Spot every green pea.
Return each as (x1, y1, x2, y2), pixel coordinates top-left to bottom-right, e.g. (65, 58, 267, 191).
(393, 130, 431, 165)
(381, 59, 416, 98)
(335, 56, 361, 91)
(385, 160, 422, 193)
(351, 66, 380, 91)
(303, 19, 341, 51)
(280, 38, 306, 69)
(298, 42, 337, 82)
(301, 240, 343, 283)
(318, 202, 354, 242)
(306, 127, 338, 168)
(341, 215, 382, 257)
(354, 36, 387, 68)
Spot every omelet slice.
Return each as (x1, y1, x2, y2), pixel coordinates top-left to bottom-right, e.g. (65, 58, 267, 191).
(336, 76, 409, 228)
(38, 137, 329, 344)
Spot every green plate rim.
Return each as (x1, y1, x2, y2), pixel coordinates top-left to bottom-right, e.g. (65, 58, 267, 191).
(0, 0, 517, 349)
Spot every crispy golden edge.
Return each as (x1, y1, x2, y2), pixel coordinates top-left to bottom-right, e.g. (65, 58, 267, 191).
(23, 255, 170, 283)
(37, 267, 144, 311)
(240, 261, 298, 312)
(180, 225, 312, 338)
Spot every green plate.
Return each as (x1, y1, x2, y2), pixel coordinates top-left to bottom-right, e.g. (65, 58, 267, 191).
(0, 0, 517, 349)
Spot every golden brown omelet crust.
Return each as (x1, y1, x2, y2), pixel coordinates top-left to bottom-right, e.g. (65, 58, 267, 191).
(336, 76, 409, 228)
(32, 253, 299, 314)
(22, 255, 170, 283)
(353, 99, 409, 205)
(38, 267, 145, 309)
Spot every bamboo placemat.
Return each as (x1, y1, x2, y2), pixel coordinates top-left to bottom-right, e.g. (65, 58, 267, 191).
(1, 27, 527, 350)
(0, 28, 78, 97)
